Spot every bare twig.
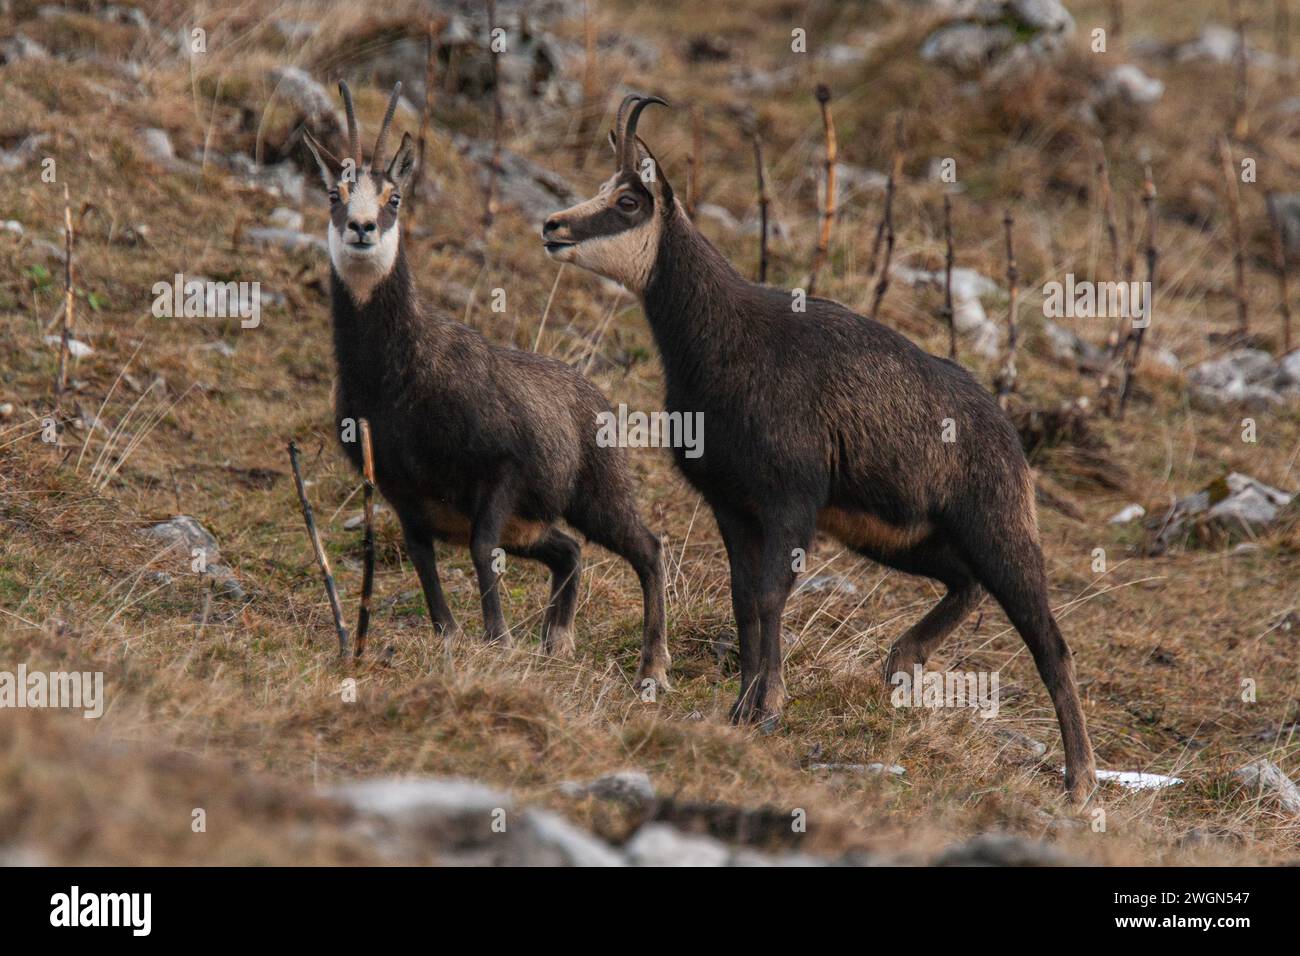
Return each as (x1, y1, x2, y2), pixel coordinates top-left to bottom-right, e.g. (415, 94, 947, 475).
(869, 154, 901, 321)
(354, 419, 378, 658)
(482, 0, 502, 236)
(1118, 166, 1158, 417)
(1097, 152, 1126, 358)
(995, 209, 1019, 406)
(1268, 193, 1294, 354)
(686, 106, 701, 217)
(1230, 0, 1250, 138)
(941, 194, 957, 360)
(288, 440, 349, 656)
(807, 84, 836, 297)
(1218, 135, 1249, 338)
(414, 19, 444, 209)
(573, 1, 597, 169)
(751, 124, 770, 283)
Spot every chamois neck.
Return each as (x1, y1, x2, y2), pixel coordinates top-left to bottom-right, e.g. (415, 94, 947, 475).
(641, 202, 751, 371)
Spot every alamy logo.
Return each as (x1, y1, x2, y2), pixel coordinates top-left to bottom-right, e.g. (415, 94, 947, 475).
(596, 404, 704, 459)
(152, 272, 261, 328)
(1042, 273, 1151, 328)
(50, 886, 151, 936)
(0, 666, 104, 718)
(889, 665, 999, 718)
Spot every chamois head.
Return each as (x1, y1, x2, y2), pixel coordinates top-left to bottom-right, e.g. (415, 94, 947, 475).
(302, 81, 417, 305)
(542, 94, 673, 293)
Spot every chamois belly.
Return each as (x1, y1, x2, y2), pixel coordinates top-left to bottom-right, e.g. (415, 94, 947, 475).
(422, 500, 550, 550)
(816, 507, 932, 555)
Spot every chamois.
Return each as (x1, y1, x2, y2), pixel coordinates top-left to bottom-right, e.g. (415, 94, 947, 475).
(543, 95, 1097, 802)
(302, 82, 668, 688)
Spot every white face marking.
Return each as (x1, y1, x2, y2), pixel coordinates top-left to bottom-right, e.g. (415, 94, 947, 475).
(328, 176, 399, 307)
(546, 176, 664, 295)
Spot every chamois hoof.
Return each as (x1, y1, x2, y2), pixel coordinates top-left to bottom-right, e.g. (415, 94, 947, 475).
(542, 623, 577, 659)
(882, 641, 925, 685)
(633, 666, 671, 698)
(1064, 768, 1099, 808)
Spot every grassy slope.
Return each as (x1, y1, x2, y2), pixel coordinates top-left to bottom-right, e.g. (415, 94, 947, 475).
(0, 0, 1297, 863)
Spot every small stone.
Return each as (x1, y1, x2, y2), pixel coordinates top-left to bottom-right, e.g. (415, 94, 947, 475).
(139, 128, 175, 162)
(1233, 758, 1300, 814)
(624, 824, 731, 867)
(1108, 504, 1146, 525)
(43, 336, 93, 358)
(558, 770, 655, 804)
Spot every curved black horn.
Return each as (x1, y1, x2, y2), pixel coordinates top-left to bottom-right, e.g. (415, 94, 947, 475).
(339, 81, 360, 166)
(620, 95, 669, 173)
(371, 82, 403, 172)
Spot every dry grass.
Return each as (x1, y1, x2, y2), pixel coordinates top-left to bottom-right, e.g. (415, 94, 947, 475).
(0, 0, 1297, 864)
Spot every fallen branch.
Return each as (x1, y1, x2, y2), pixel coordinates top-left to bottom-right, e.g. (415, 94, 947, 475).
(288, 439, 349, 656)
(354, 419, 378, 658)
(807, 84, 836, 296)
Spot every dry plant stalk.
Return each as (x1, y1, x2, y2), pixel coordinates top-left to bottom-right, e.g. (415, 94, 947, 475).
(354, 420, 378, 658)
(751, 125, 770, 283)
(1118, 166, 1158, 417)
(414, 19, 445, 208)
(807, 84, 836, 296)
(1267, 194, 1294, 353)
(482, 0, 503, 236)
(941, 194, 957, 360)
(573, 1, 597, 169)
(288, 440, 350, 655)
(54, 183, 74, 408)
(1230, 0, 1250, 138)
(1097, 153, 1126, 357)
(1218, 136, 1249, 338)
(869, 154, 901, 321)
(996, 210, 1019, 406)
(686, 106, 701, 217)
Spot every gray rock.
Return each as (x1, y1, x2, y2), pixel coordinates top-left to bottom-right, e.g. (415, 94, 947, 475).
(507, 810, 625, 866)
(140, 515, 245, 598)
(1187, 349, 1300, 407)
(808, 762, 906, 776)
(0, 132, 51, 173)
(1151, 473, 1294, 552)
(1043, 321, 1108, 370)
(935, 832, 1075, 866)
(455, 136, 578, 221)
(244, 227, 327, 255)
(0, 34, 49, 65)
(330, 776, 510, 828)
(270, 66, 343, 129)
(624, 823, 731, 867)
(267, 207, 304, 231)
(1233, 758, 1300, 814)
(795, 574, 859, 596)
(139, 128, 175, 162)
(43, 335, 93, 358)
(558, 770, 655, 804)
(1097, 64, 1165, 106)
(1108, 503, 1146, 525)
(921, 0, 1074, 75)
(894, 264, 1002, 357)
(2, 220, 22, 237)
(921, 23, 1016, 72)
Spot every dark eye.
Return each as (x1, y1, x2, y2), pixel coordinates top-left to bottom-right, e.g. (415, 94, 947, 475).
(616, 194, 639, 213)
(388, 194, 401, 209)
(328, 189, 340, 205)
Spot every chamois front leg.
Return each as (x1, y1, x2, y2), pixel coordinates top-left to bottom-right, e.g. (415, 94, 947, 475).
(714, 507, 762, 724)
(744, 509, 814, 729)
(469, 474, 518, 646)
(399, 514, 459, 640)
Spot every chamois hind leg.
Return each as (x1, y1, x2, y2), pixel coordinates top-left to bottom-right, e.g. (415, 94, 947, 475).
(571, 501, 669, 694)
(398, 512, 459, 640)
(468, 472, 520, 646)
(507, 528, 582, 657)
(878, 539, 983, 681)
(954, 515, 1098, 804)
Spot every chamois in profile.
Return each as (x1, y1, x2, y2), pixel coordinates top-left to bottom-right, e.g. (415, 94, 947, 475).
(543, 95, 1097, 802)
(301, 82, 668, 688)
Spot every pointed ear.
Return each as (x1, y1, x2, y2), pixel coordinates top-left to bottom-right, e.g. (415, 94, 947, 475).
(630, 135, 674, 208)
(387, 131, 417, 191)
(302, 129, 342, 191)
